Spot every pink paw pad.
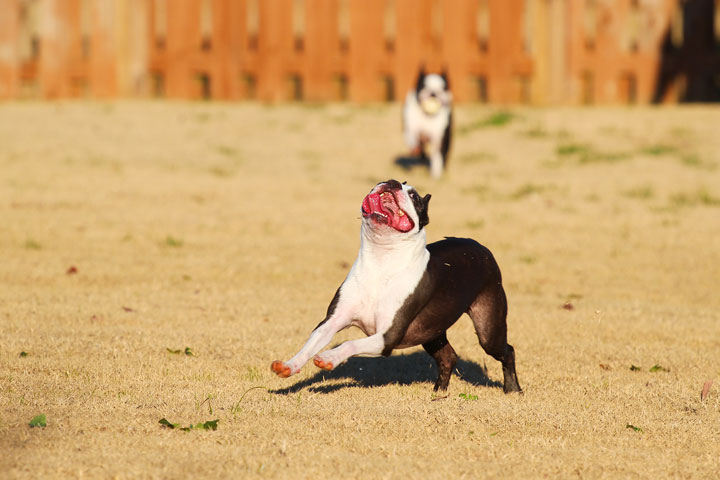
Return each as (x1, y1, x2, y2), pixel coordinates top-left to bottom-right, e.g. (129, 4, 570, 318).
(313, 356, 334, 371)
(271, 360, 292, 378)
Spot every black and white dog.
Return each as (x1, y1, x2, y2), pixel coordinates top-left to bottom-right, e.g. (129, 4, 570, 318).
(271, 180, 521, 394)
(402, 68, 453, 179)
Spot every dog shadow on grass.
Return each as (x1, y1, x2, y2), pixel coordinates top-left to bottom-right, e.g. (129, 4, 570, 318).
(394, 154, 429, 172)
(269, 351, 503, 395)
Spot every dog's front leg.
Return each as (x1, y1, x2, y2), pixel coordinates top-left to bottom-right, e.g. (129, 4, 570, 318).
(312, 334, 386, 371)
(271, 311, 352, 377)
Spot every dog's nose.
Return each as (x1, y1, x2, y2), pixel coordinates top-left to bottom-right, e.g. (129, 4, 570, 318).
(383, 179, 403, 191)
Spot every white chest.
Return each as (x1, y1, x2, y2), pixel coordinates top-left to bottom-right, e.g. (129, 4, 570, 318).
(340, 248, 429, 336)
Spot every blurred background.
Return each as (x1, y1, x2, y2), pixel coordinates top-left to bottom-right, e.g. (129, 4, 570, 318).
(1, 0, 720, 104)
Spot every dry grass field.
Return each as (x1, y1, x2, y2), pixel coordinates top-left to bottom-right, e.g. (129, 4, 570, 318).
(1, 101, 719, 479)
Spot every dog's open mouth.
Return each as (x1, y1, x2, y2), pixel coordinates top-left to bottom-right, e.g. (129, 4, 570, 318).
(361, 189, 414, 233)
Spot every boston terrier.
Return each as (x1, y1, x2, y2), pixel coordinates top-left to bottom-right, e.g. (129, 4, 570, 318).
(271, 180, 521, 394)
(402, 68, 453, 179)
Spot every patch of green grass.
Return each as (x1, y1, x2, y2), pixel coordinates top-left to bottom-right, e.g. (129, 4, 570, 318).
(330, 112, 354, 124)
(679, 154, 702, 167)
(459, 393, 479, 401)
(483, 111, 514, 127)
(164, 236, 184, 248)
(24, 239, 41, 250)
(641, 144, 677, 156)
(629, 365, 642, 372)
(300, 150, 321, 161)
(556, 143, 590, 156)
(669, 189, 720, 208)
(458, 151, 497, 164)
(19, 351, 28, 357)
(246, 366, 261, 382)
(462, 184, 493, 201)
(623, 185, 654, 200)
(286, 121, 306, 132)
(465, 219, 485, 230)
(509, 183, 548, 200)
(578, 150, 631, 164)
(194, 112, 212, 123)
(519, 255, 537, 264)
(521, 126, 549, 138)
(668, 126, 691, 138)
(458, 110, 515, 135)
(299, 102, 327, 110)
(678, 154, 716, 170)
(215, 145, 240, 159)
(555, 143, 630, 165)
(209, 166, 234, 177)
(625, 424, 643, 433)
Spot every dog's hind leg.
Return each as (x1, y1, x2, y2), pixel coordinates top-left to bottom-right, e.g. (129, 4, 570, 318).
(440, 112, 452, 169)
(467, 286, 522, 393)
(422, 333, 458, 391)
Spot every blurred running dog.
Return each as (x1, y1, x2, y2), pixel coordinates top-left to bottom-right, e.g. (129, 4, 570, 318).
(402, 68, 452, 178)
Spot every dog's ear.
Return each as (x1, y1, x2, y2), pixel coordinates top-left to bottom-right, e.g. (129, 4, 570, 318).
(441, 68, 450, 90)
(416, 65, 426, 93)
(418, 194, 431, 229)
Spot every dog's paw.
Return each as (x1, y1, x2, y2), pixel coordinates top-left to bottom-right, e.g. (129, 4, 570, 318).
(270, 360, 293, 378)
(313, 356, 334, 371)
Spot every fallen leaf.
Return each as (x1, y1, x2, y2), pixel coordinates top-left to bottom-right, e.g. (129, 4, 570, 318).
(198, 419, 218, 430)
(599, 363, 611, 370)
(159, 418, 178, 429)
(701, 380, 713, 401)
(159, 418, 218, 431)
(121, 306, 134, 312)
(629, 365, 641, 371)
(66, 266, 78, 275)
(561, 302, 574, 310)
(166, 347, 194, 356)
(29, 414, 47, 428)
(649, 364, 669, 372)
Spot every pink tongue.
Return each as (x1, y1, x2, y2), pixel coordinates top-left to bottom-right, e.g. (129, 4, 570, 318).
(362, 193, 382, 215)
(361, 193, 414, 232)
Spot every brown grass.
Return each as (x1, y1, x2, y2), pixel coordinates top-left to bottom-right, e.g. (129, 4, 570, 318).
(1, 101, 719, 478)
